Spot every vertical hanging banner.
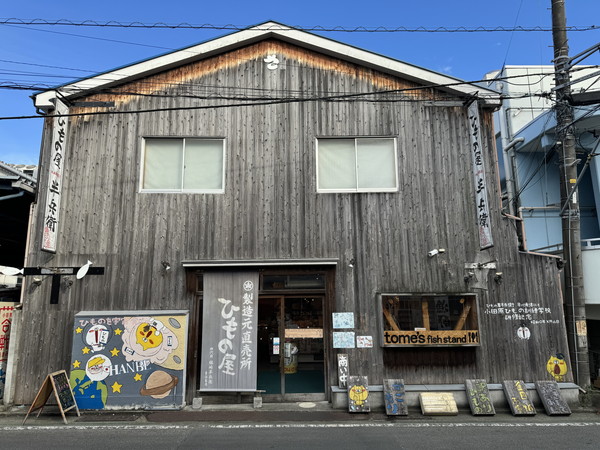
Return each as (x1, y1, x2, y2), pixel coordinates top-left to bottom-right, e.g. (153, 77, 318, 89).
(468, 101, 494, 249)
(0, 303, 17, 399)
(200, 272, 259, 391)
(42, 96, 68, 252)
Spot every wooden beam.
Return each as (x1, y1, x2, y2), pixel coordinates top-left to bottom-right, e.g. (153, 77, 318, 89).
(454, 300, 472, 330)
(383, 308, 401, 331)
(422, 300, 430, 330)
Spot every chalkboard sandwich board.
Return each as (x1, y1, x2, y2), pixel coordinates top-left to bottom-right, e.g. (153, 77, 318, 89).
(383, 378, 408, 416)
(535, 381, 571, 416)
(347, 375, 370, 413)
(502, 380, 536, 416)
(465, 379, 495, 415)
(23, 370, 80, 425)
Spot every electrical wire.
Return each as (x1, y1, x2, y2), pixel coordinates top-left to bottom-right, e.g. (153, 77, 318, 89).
(0, 18, 598, 32)
(1, 23, 174, 50)
(0, 66, 577, 97)
(501, 0, 525, 68)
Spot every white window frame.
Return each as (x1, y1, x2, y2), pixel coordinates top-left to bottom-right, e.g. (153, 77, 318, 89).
(140, 137, 226, 194)
(316, 137, 399, 193)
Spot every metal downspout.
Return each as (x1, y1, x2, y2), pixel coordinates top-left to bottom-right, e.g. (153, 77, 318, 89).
(503, 137, 525, 215)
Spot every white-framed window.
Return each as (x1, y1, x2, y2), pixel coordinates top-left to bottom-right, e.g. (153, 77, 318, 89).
(316, 137, 398, 193)
(141, 137, 225, 193)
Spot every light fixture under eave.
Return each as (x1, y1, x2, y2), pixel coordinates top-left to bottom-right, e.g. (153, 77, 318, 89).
(76, 260, 93, 279)
(1, 266, 24, 276)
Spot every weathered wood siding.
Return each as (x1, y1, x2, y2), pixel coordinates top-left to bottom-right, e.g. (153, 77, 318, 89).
(14, 39, 570, 403)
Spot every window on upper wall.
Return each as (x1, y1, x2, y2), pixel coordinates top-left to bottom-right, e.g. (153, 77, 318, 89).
(141, 138, 225, 193)
(316, 137, 398, 192)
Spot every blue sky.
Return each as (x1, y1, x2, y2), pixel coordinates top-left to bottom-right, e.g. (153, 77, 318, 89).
(1, 0, 599, 165)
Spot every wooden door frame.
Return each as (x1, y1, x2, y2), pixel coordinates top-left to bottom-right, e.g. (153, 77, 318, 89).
(185, 266, 335, 404)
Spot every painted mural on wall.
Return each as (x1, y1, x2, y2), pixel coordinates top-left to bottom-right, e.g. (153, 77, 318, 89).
(69, 310, 188, 410)
(546, 353, 568, 381)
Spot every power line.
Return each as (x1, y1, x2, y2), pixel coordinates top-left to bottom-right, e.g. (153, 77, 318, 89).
(0, 58, 99, 74)
(0, 89, 558, 122)
(0, 18, 598, 33)
(1, 65, 590, 94)
(2, 23, 173, 50)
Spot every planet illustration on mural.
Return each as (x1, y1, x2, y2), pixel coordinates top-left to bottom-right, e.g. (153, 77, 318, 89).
(140, 370, 179, 399)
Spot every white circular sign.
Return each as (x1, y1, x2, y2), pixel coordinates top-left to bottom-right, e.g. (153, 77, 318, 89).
(517, 326, 531, 340)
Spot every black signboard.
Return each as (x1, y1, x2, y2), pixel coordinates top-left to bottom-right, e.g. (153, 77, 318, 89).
(347, 375, 370, 413)
(23, 370, 80, 425)
(502, 380, 536, 416)
(535, 381, 571, 416)
(51, 371, 76, 411)
(337, 354, 349, 389)
(383, 378, 408, 416)
(465, 379, 495, 415)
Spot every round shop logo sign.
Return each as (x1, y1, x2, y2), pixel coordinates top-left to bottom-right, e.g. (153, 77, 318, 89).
(517, 325, 531, 340)
(243, 280, 254, 291)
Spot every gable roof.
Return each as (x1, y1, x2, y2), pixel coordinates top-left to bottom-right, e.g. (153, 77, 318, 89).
(33, 21, 499, 110)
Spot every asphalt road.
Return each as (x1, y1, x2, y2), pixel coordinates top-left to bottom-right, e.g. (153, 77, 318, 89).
(1, 421, 599, 449)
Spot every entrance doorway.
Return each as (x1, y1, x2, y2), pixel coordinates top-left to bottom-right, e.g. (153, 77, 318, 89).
(257, 296, 325, 399)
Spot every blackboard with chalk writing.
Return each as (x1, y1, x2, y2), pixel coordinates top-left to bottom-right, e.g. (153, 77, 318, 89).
(465, 379, 495, 415)
(51, 370, 76, 412)
(502, 380, 536, 416)
(535, 381, 571, 415)
(23, 370, 80, 425)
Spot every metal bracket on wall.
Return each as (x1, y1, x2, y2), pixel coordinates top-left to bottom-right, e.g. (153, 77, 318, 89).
(22, 266, 105, 304)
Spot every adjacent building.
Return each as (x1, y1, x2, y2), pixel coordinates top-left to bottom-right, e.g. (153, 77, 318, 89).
(486, 65, 600, 384)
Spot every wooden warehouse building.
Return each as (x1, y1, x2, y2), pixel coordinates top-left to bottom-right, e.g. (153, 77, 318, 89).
(5, 22, 575, 409)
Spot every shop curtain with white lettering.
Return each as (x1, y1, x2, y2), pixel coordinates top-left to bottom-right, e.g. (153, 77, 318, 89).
(200, 272, 259, 391)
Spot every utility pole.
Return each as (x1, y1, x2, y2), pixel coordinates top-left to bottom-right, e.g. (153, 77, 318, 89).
(551, 0, 590, 387)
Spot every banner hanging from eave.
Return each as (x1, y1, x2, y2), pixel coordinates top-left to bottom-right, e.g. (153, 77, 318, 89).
(200, 272, 259, 392)
(468, 102, 494, 249)
(42, 96, 68, 252)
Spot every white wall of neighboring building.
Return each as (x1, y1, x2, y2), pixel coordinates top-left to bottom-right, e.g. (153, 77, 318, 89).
(486, 65, 600, 141)
(486, 65, 600, 246)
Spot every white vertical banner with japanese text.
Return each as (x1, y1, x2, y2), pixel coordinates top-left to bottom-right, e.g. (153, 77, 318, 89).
(42, 96, 68, 252)
(200, 272, 259, 391)
(468, 101, 494, 249)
